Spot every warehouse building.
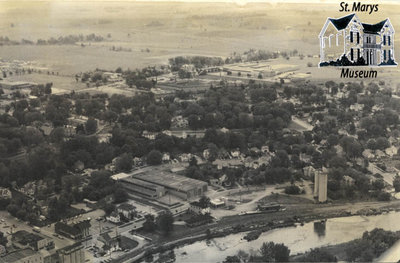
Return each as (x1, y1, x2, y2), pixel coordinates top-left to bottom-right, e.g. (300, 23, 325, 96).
(120, 177, 166, 199)
(114, 171, 208, 200)
(0, 80, 37, 90)
(132, 172, 208, 200)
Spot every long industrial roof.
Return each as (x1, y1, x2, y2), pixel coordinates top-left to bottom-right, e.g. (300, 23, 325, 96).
(133, 172, 207, 192)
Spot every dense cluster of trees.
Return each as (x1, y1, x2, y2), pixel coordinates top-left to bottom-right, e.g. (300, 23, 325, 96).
(142, 211, 174, 235)
(224, 49, 299, 64)
(124, 70, 156, 89)
(181, 82, 291, 131)
(223, 242, 290, 263)
(0, 34, 105, 46)
(169, 56, 224, 71)
(345, 228, 398, 262)
(297, 248, 337, 262)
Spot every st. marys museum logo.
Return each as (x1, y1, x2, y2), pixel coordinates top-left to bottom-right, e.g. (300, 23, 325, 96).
(319, 13, 397, 70)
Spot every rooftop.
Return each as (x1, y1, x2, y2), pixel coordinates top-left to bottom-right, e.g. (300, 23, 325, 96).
(58, 242, 84, 254)
(329, 13, 355, 31)
(111, 172, 131, 181)
(12, 230, 44, 245)
(121, 176, 164, 190)
(362, 19, 388, 34)
(118, 203, 136, 211)
(133, 172, 207, 192)
(0, 249, 38, 262)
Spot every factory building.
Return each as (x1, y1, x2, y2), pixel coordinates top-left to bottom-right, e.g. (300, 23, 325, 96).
(114, 172, 208, 200)
(132, 172, 208, 200)
(120, 177, 166, 199)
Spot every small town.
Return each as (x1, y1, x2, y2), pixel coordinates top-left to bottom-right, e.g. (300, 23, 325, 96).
(1, 1, 400, 263)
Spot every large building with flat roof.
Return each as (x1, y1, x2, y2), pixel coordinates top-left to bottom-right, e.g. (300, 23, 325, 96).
(57, 242, 85, 263)
(120, 177, 166, 199)
(0, 80, 37, 90)
(132, 172, 207, 200)
(115, 171, 208, 200)
(0, 248, 42, 263)
(12, 230, 54, 251)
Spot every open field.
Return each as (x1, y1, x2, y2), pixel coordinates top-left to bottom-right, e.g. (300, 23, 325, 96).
(1, 2, 400, 76)
(7, 73, 87, 93)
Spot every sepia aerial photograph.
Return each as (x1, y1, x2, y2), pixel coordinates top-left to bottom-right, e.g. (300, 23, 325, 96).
(1, 0, 400, 262)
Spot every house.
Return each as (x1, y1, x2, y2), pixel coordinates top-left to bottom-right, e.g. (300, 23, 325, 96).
(209, 179, 220, 187)
(230, 150, 240, 158)
(0, 187, 11, 199)
(385, 145, 398, 157)
(179, 64, 197, 78)
(39, 124, 53, 136)
(64, 125, 76, 137)
(106, 211, 121, 224)
(299, 153, 312, 163)
(218, 174, 232, 187)
(73, 160, 84, 171)
(98, 133, 112, 143)
(189, 202, 210, 215)
(375, 149, 386, 159)
(203, 149, 210, 160)
(261, 145, 270, 153)
(362, 149, 375, 159)
(319, 13, 396, 66)
(178, 153, 191, 162)
(350, 103, 364, 111)
(162, 153, 170, 162)
(98, 232, 120, 252)
(142, 130, 157, 140)
(55, 220, 91, 240)
(210, 198, 225, 208)
(19, 181, 36, 197)
(303, 166, 316, 178)
(117, 203, 136, 220)
(342, 175, 355, 186)
(171, 115, 189, 128)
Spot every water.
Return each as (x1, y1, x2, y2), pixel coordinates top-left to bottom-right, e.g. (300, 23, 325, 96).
(174, 212, 400, 263)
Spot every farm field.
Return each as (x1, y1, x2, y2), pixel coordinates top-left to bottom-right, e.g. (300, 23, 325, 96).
(4, 2, 400, 75)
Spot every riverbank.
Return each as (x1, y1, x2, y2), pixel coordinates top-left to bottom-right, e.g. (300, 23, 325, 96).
(111, 200, 400, 263)
(290, 230, 400, 262)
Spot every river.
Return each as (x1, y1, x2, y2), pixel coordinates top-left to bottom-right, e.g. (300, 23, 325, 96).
(173, 212, 400, 263)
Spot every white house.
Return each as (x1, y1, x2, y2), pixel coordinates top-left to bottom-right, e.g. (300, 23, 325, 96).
(189, 202, 210, 215)
(117, 203, 136, 220)
(385, 145, 398, 157)
(319, 13, 396, 66)
(106, 211, 121, 224)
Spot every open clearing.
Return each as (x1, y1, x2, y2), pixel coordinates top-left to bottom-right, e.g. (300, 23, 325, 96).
(2, 2, 400, 75)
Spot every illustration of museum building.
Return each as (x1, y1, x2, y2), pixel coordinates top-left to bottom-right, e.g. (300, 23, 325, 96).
(319, 13, 395, 66)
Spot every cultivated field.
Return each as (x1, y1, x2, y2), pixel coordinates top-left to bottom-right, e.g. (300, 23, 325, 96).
(1, 1, 399, 76)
